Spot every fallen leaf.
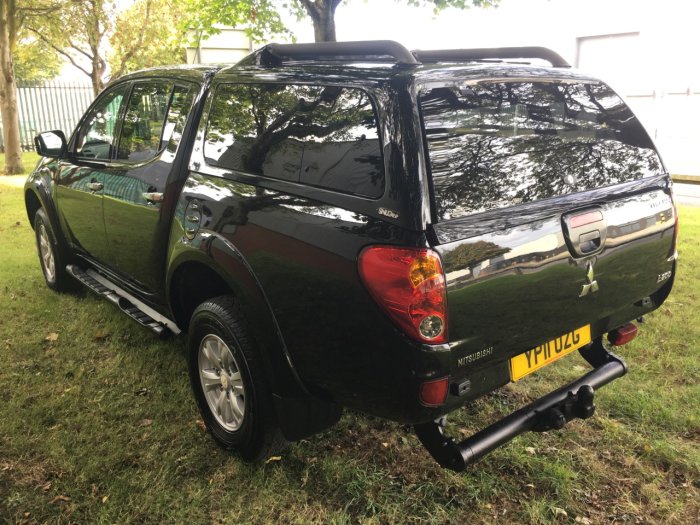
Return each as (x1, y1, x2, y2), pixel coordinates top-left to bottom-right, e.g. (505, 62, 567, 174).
(381, 442, 389, 448)
(195, 419, 206, 431)
(138, 419, 153, 427)
(552, 507, 568, 518)
(49, 495, 71, 504)
(45, 332, 59, 342)
(102, 495, 109, 503)
(264, 456, 282, 464)
(526, 446, 536, 455)
(41, 482, 52, 492)
(134, 387, 149, 396)
(575, 517, 592, 525)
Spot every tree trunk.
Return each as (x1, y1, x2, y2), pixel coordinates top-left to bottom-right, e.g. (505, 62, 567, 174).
(90, 57, 106, 98)
(0, 0, 24, 174)
(312, 9, 336, 42)
(304, 0, 341, 42)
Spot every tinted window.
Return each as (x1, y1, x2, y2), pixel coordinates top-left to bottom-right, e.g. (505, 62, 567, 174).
(117, 82, 171, 163)
(420, 81, 663, 220)
(163, 85, 195, 153)
(205, 83, 384, 198)
(75, 84, 128, 160)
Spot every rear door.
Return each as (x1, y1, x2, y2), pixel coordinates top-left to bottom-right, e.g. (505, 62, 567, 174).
(419, 79, 676, 369)
(102, 81, 196, 292)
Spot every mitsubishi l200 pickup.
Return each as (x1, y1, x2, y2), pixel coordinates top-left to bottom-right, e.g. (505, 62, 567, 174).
(27, 41, 677, 470)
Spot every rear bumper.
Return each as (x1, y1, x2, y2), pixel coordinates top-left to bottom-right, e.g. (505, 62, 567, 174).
(415, 338, 627, 471)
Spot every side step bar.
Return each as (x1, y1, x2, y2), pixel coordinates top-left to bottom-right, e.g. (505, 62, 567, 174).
(415, 340, 627, 471)
(66, 264, 180, 339)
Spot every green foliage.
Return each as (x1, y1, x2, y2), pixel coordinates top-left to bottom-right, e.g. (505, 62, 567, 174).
(183, 0, 292, 44)
(13, 37, 62, 82)
(12, 4, 65, 83)
(109, 0, 188, 79)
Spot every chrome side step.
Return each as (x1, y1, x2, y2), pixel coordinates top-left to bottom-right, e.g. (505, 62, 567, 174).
(66, 264, 180, 338)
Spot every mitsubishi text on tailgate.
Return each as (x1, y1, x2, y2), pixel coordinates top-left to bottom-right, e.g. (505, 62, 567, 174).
(26, 42, 677, 470)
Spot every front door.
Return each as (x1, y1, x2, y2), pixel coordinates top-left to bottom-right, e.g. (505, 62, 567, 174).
(56, 83, 129, 264)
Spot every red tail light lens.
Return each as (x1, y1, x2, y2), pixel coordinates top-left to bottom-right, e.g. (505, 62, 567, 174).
(608, 323, 638, 346)
(358, 246, 448, 344)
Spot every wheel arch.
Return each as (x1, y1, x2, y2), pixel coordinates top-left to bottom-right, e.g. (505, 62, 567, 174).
(167, 236, 341, 440)
(25, 189, 43, 228)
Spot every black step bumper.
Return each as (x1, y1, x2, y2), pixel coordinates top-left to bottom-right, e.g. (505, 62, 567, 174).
(415, 339, 627, 471)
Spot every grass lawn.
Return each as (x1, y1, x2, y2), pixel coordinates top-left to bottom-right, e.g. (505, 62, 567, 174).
(0, 152, 40, 175)
(0, 181, 698, 524)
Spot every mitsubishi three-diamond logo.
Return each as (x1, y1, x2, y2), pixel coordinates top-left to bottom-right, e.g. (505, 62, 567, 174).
(579, 261, 599, 297)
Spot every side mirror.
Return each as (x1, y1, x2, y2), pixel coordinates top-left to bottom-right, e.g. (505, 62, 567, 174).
(34, 130, 67, 158)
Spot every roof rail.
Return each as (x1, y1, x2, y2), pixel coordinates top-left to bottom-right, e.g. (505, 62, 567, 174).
(411, 46, 570, 68)
(241, 40, 420, 67)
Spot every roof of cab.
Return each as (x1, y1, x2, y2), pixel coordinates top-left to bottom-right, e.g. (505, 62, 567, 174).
(114, 64, 222, 84)
(210, 41, 600, 87)
(111, 42, 600, 89)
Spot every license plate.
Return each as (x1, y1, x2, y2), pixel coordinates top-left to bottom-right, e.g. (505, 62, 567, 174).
(509, 325, 591, 381)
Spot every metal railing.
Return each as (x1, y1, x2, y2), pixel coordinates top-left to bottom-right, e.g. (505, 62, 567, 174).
(0, 81, 94, 152)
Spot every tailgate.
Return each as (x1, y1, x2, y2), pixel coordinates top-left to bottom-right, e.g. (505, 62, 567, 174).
(419, 75, 676, 370)
(432, 183, 676, 368)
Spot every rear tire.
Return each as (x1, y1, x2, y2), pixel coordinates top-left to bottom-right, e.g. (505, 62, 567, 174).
(188, 296, 286, 461)
(34, 208, 72, 292)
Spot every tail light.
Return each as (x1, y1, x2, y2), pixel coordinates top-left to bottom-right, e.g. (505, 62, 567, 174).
(358, 246, 448, 344)
(608, 323, 638, 346)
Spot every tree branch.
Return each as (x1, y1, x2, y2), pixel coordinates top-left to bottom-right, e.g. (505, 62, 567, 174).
(67, 38, 94, 61)
(25, 25, 92, 77)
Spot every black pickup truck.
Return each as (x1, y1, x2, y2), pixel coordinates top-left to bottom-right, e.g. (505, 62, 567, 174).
(26, 41, 677, 470)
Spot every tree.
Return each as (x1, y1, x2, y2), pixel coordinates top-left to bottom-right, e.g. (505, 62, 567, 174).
(109, 0, 188, 80)
(25, 0, 114, 97)
(0, 0, 61, 174)
(186, 0, 500, 44)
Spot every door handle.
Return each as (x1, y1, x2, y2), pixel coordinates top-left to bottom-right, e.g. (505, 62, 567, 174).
(579, 230, 601, 254)
(87, 181, 103, 192)
(142, 192, 164, 204)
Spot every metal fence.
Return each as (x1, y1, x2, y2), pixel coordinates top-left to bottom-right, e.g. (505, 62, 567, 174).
(0, 81, 94, 152)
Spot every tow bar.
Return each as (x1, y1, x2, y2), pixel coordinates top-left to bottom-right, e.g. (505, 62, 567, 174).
(414, 339, 627, 471)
